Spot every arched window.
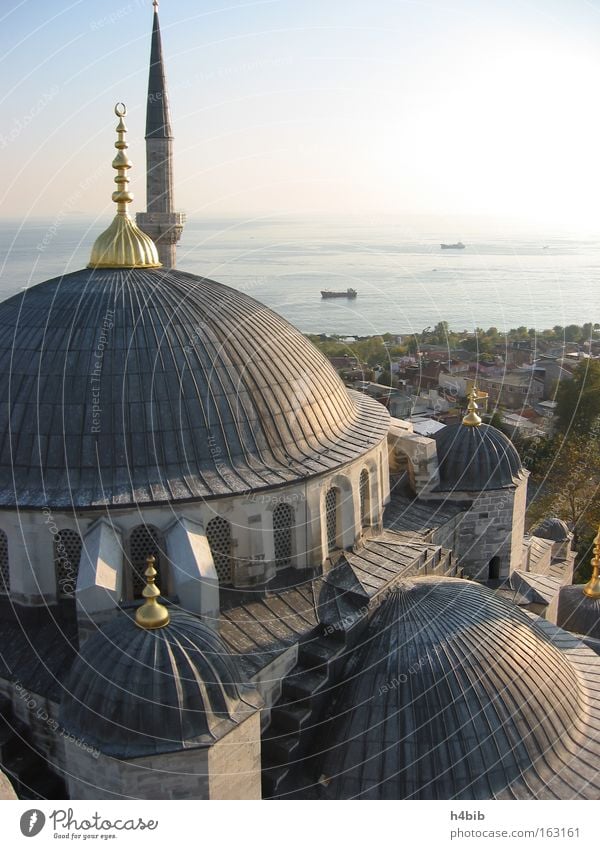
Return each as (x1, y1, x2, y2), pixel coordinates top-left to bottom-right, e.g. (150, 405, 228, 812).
(206, 517, 232, 584)
(54, 529, 82, 599)
(129, 524, 165, 598)
(0, 530, 9, 594)
(359, 470, 370, 529)
(325, 487, 339, 553)
(273, 503, 294, 568)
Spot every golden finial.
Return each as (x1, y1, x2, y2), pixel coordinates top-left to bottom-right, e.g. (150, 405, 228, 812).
(462, 384, 482, 427)
(135, 555, 170, 629)
(89, 103, 161, 269)
(583, 526, 600, 599)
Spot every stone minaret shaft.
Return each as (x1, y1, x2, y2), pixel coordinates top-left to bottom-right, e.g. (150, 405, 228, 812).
(136, 2, 184, 267)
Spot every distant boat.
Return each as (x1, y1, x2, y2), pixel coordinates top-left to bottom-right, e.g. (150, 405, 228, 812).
(321, 288, 357, 299)
(441, 241, 465, 250)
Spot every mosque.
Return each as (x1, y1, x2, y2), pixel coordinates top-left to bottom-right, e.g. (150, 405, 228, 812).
(0, 4, 599, 801)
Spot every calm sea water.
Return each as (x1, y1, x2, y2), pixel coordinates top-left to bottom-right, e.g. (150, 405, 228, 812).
(0, 215, 598, 336)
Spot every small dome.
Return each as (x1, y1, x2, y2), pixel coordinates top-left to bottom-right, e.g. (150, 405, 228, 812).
(556, 584, 600, 640)
(60, 610, 262, 758)
(317, 577, 594, 799)
(89, 213, 160, 269)
(531, 517, 571, 542)
(0, 267, 388, 507)
(434, 422, 522, 492)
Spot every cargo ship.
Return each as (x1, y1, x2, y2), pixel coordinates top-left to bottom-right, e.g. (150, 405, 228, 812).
(440, 241, 465, 250)
(321, 288, 357, 299)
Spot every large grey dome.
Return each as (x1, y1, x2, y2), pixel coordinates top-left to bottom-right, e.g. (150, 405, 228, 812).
(434, 422, 522, 492)
(0, 267, 388, 507)
(60, 609, 262, 758)
(317, 577, 596, 800)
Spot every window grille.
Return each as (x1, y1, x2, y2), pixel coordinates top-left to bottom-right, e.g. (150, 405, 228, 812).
(206, 517, 233, 583)
(0, 530, 9, 594)
(360, 470, 369, 528)
(54, 529, 82, 599)
(273, 503, 293, 568)
(326, 487, 338, 552)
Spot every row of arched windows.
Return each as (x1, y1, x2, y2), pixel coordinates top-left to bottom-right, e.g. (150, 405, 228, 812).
(18, 507, 298, 600)
(48, 515, 292, 597)
(0, 469, 373, 598)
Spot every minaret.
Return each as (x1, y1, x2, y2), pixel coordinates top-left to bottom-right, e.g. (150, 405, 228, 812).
(136, 1, 185, 267)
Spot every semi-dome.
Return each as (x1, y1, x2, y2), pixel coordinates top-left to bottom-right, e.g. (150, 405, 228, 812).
(60, 608, 262, 757)
(0, 266, 388, 507)
(434, 422, 522, 492)
(317, 577, 598, 799)
(531, 517, 571, 542)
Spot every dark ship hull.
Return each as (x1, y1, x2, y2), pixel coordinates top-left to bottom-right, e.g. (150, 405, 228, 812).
(321, 288, 357, 299)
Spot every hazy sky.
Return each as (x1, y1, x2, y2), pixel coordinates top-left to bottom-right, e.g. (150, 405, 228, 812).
(2, 0, 600, 226)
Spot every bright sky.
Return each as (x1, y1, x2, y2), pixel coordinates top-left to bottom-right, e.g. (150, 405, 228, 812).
(1, 0, 600, 226)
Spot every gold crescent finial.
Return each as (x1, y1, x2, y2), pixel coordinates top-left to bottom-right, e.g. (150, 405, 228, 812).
(111, 102, 133, 216)
(135, 555, 171, 629)
(88, 103, 161, 268)
(463, 384, 482, 427)
(583, 526, 600, 599)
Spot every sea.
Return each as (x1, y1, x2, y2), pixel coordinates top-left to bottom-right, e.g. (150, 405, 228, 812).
(0, 214, 598, 337)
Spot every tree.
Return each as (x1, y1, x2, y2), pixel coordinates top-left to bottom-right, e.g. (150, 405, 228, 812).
(486, 411, 509, 435)
(574, 530, 598, 584)
(564, 324, 582, 342)
(527, 431, 600, 549)
(555, 359, 600, 435)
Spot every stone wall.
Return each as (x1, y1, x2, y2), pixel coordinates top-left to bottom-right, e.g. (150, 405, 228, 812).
(145, 138, 173, 214)
(426, 473, 528, 580)
(63, 713, 261, 800)
(388, 421, 440, 495)
(0, 768, 16, 799)
(208, 712, 262, 799)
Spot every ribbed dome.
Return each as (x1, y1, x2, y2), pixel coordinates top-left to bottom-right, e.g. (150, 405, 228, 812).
(531, 517, 571, 542)
(88, 213, 160, 269)
(60, 609, 262, 757)
(0, 267, 388, 507)
(317, 577, 593, 800)
(434, 422, 522, 492)
(556, 584, 600, 640)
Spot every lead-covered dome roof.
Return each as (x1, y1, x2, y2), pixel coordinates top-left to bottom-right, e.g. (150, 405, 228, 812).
(316, 577, 600, 800)
(531, 517, 571, 542)
(0, 267, 388, 507)
(434, 422, 522, 492)
(59, 609, 262, 758)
